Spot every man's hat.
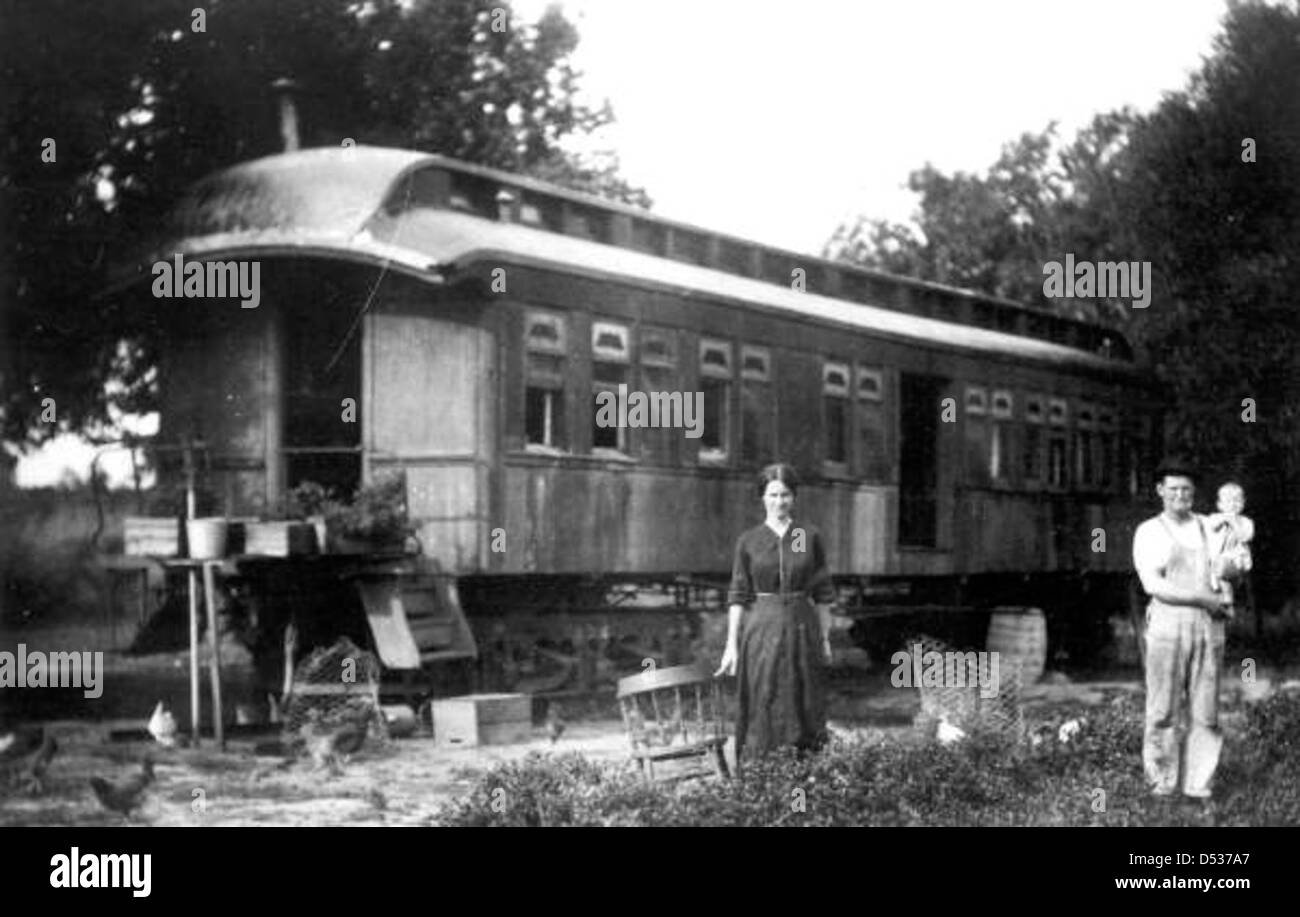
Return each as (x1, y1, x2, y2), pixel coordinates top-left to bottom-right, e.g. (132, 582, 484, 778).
(1154, 454, 1198, 483)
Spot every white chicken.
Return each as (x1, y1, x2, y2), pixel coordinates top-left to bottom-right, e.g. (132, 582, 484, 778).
(1057, 718, 1085, 744)
(147, 701, 178, 747)
(936, 716, 967, 745)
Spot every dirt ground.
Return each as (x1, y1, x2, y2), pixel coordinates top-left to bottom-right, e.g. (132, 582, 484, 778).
(3, 624, 1297, 827)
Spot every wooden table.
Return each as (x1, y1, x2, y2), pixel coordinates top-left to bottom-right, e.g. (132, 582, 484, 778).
(161, 558, 228, 749)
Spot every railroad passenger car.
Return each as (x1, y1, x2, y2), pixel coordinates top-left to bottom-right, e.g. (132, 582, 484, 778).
(108, 145, 1159, 685)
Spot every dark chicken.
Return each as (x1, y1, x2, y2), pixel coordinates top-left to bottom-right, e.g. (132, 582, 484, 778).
(90, 759, 155, 819)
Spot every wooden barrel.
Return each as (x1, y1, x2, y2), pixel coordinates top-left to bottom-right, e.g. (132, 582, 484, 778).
(986, 607, 1047, 685)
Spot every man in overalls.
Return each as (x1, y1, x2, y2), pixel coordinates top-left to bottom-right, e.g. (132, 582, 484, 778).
(1132, 458, 1232, 802)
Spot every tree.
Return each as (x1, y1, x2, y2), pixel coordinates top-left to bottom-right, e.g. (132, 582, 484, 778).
(1116, 0, 1300, 535)
(824, 113, 1140, 323)
(826, 0, 1300, 590)
(0, 0, 648, 450)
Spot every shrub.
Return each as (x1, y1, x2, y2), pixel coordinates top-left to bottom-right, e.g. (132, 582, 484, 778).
(432, 692, 1300, 827)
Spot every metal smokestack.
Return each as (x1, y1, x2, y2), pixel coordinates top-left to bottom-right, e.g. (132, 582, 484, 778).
(271, 77, 300, 152)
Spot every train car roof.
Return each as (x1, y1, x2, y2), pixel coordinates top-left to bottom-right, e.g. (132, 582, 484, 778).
(111, 145, 1140, 378)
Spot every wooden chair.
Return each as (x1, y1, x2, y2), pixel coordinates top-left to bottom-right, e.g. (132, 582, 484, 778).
(616, 663, 730, 781)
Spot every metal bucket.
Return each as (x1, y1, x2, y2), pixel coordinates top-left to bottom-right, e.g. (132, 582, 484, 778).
(186, 517, 229, 560)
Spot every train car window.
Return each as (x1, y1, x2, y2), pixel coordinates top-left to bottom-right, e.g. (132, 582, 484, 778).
(911, 289, 941, 318)
(1127, 414, 1153, 497)
(525, 312, 566, 353)
(638, 327, 679, 465)
(964, 385, 990, 485)
(740, 346, 774, 464)
(1097, 407, 1117, 490)
(823, 362, 850, 467)
(1023, 395, 1045, 483)
(857, 367, 884, 402)
(699, 339, 733, 462)
(592, 321, 630, 362)
(1048, 437, 1068, 488)
(382, 166, 447, 215)
(741, 347, 770, 381)
(447, 171, 499, 218)
(670, 229, 710, 266)
(990, 390, 1014, 483)
(762, 251, 799, 286)
(591, 321, 631, 454)
(972, 302, 997, 328)
(1074, 404, 1096, 487)
(524, 311, 568, 451)
(843, 272, 893, 307)
(630, 220, 667, 256)
(518, 193, 563, 231)
(717, 239, 755, 276)
(855, 366, 889, 481)
(283, 283, 363, 495)
(841, 272, 870, 305)
(565, 204, 613, 244)
(1047, 397, 1069, 488)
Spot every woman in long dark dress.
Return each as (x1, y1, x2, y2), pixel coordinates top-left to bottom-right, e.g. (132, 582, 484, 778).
(715, 463, 837, 763)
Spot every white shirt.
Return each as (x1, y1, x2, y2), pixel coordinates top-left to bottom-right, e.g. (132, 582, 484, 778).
(1132, 513, 1208, 585)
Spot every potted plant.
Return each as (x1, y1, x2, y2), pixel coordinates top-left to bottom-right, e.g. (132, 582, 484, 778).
(325, 474, 418, 554)
(284, 481, 335, 552)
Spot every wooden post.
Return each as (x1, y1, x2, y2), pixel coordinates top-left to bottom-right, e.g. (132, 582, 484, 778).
(188, 566, 201, 746)
(185, 441, 202, 745)
(203, 561, 225, 749)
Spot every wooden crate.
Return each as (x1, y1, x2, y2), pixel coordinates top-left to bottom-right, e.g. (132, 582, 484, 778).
(431, 693, 531, 748)
(124, 517, 180, 557)
(243, 521, 318, 557)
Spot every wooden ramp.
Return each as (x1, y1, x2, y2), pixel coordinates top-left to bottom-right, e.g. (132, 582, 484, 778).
(350, 560, 477, 671)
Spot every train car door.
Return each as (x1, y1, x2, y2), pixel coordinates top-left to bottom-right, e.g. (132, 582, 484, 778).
(898, 373, 946, 547)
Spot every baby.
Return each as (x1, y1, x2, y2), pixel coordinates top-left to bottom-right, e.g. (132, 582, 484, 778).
(1206, 482, 1255, 612)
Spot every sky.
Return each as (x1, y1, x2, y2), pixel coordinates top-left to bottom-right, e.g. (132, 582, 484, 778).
(523, 0, 1229, 254)
(14, 0, 1232, 487)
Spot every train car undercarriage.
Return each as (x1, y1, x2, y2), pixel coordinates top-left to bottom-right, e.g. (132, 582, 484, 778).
(205, 563, 1131, 705)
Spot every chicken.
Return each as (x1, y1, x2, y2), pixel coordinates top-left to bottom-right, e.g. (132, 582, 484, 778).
(147, 701, 178, 747)
(1, 726, 58, 793)
(330, 719, 368, 757)
(0, 725, 44, 762)
(1057, 718, 1086, 744)
(546, 706, 566, 744)
(22, 732, 59, 794)
(300, 711, 368, 776)
(936, 717, 967, 745)
(90, 759, 155, 820)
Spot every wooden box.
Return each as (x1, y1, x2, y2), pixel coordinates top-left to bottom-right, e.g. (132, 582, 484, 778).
(243, 521, 318, 557)
(432, 693, 531, 748)
(124, 517, 180, 557)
